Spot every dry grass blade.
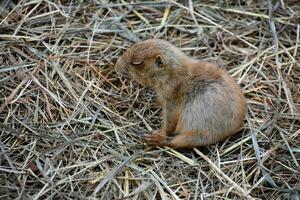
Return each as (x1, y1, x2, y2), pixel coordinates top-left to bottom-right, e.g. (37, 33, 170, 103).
(171, 1, 257, 49)
(193, 148, 254, 199)
(0, 1, 299, 199)
(92, 154, 136, 196)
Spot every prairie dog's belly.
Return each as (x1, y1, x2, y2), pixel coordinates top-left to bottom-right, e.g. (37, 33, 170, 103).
(178, 80, 241, 135)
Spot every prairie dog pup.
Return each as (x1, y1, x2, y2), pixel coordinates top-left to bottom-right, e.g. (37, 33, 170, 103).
(115, 39, 246, 148)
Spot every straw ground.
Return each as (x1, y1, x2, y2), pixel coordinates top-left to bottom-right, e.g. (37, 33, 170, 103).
(0, 1, 299, 199)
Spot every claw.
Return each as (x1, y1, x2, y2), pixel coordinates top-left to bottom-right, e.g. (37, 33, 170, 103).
(141, 132, 166, 146)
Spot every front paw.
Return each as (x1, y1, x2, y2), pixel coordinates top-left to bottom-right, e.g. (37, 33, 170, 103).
(142, 131, 166, 146)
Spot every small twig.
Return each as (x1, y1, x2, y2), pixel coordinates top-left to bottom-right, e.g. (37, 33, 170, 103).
(193, 148, 255, 200)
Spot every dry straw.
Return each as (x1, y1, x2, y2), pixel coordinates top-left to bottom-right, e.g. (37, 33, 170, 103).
(0, 0, 299, 199)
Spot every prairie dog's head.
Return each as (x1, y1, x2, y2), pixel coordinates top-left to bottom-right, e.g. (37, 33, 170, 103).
(115, 39, 187, 87)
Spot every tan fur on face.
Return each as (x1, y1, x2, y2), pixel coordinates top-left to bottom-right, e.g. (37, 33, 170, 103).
(116, 39, 247, 148)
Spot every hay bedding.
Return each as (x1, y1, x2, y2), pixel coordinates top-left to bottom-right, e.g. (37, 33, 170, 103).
(0, 0, 299, 199)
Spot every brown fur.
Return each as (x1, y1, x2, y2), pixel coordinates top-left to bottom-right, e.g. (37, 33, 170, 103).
(115, 39, 247, 148)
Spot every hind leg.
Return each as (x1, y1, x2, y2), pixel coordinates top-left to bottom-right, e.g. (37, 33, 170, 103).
(166, 133, 213, 148)
(143, 131, 213, 148)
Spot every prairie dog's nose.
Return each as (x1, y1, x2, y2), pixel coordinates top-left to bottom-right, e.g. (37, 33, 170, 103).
(115, 57, 129, 77)
(115, 56, 122, 69)
(115, 57, 123, 73)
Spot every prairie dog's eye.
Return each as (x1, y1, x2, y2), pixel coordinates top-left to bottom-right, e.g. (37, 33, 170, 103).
(131, 57, 143, 67)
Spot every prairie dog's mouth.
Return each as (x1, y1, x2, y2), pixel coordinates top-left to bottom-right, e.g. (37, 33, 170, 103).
(121, 70, 132, 79)
(115, 65, 132, 79)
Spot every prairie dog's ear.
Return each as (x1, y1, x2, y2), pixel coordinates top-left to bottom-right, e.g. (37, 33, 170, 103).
(131, 56, 144, 66)
(155, 55, 165, 68)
